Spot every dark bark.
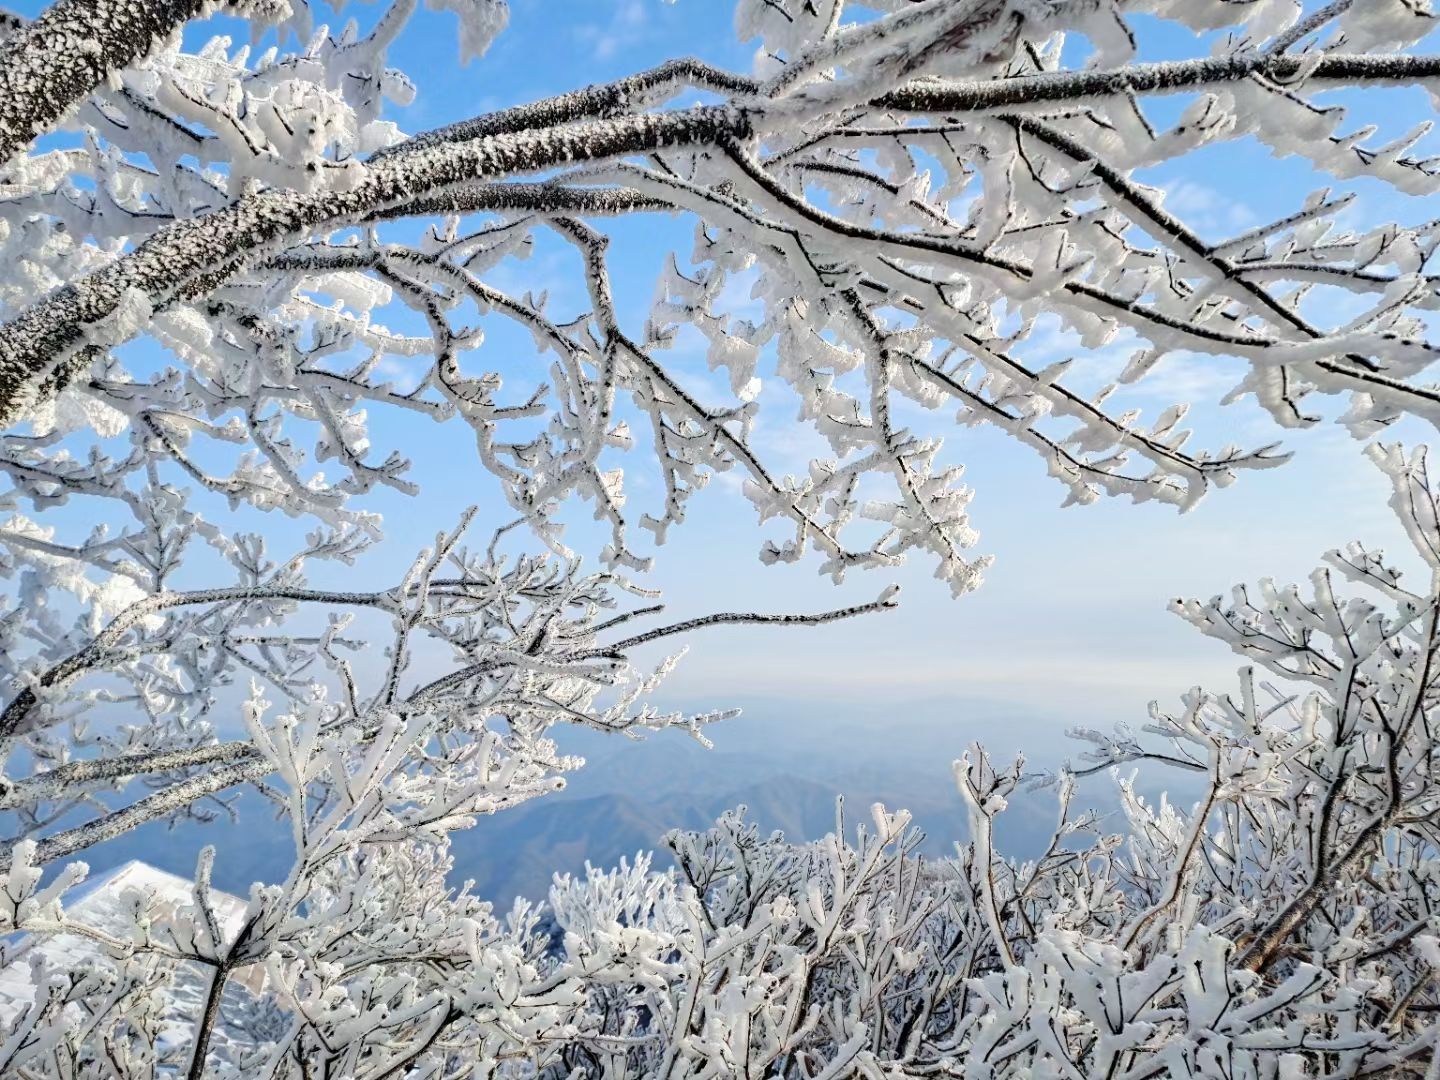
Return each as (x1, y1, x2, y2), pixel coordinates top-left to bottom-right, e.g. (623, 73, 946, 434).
(876, 52, 1440, 114)
(0, 105, 752, 428)
(0, 0, 208, 168)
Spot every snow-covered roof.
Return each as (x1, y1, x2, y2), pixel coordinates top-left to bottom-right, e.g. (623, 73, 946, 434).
(0, 860, 248, 1027)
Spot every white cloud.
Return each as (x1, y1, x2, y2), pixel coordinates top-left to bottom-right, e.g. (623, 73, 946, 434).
(573, 0, 652, 61)
(1158, 178, 1259, 239)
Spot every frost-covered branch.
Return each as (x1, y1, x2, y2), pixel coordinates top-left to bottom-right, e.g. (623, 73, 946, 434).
(1, 0, 1439, 596)
(0, 513, 895, 867)
(0, 0, 208, 167)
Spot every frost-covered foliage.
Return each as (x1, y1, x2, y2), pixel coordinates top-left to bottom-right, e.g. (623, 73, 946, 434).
(3, 0, 1440, 1075)
(4, 0, 1440, 594)
(6, 444, 1440, 1077)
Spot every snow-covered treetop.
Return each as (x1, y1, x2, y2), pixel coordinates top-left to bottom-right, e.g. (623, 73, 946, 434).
(4, 443, 1440, 1077)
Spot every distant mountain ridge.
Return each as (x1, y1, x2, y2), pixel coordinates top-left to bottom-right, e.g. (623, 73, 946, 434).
(46, 697, 1152, 905)
(448, 772, 968, 905)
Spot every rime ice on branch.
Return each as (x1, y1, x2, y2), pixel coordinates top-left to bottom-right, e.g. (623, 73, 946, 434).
(3, 0, 1440, 596)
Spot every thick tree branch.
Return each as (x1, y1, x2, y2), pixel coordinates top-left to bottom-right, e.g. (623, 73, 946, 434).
(875, 52, 1440, 115)
(0, 0, 208, 168)
(0, 105, 752, 428)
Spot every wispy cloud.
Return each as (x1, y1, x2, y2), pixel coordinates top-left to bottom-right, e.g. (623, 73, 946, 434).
(573, 0, 653, 62)
(1158, 178, 1258, 239)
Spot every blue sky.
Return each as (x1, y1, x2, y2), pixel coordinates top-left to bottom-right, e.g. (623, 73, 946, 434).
(10, 0, 1440, 771)
(350, 1, 1440, 750)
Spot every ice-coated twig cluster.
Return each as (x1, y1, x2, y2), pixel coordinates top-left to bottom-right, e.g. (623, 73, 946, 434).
(7, 444, 1440, 1076)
